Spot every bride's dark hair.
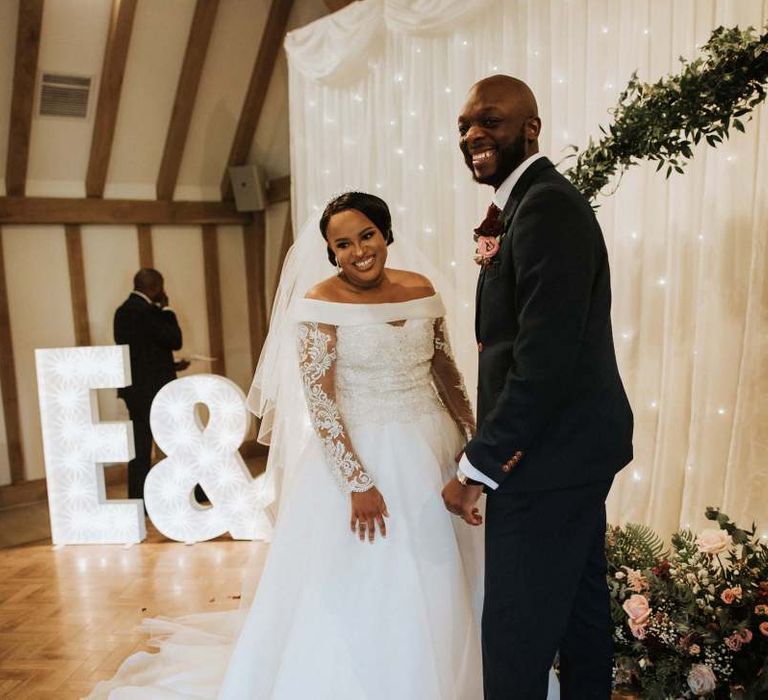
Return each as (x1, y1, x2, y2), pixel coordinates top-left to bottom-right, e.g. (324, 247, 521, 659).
(319, 191, 395, 266)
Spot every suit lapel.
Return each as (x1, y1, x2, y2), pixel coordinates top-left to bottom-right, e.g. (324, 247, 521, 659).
(475, 266, 485, 340)
(500, 156, 554, 227)
(474, 157, 555, 337)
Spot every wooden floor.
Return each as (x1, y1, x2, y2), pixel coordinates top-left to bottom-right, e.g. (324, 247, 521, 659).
(0, 520, 268, 699)
(0, 474, 634, 699)
(0, 459, 270, 699)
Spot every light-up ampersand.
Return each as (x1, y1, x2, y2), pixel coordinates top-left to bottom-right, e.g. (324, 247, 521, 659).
(35, 346, 145, 545)
(143, 374, 268, 543)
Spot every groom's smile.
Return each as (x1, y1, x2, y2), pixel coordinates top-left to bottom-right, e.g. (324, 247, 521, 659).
(470, 148, 498, 178)
(471, 148, 496, 166)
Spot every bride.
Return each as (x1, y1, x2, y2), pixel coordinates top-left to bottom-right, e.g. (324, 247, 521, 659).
(218, 191, 485, 698)
(87, 192, 558, 699)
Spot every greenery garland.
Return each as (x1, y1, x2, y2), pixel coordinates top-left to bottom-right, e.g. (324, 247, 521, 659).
(563, 24, 768, 203)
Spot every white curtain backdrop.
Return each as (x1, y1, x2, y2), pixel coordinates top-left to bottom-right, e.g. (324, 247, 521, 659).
(284, 0, 768, 537)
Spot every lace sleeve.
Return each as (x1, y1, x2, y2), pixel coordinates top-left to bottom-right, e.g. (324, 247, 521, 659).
(431, 317, 476, 442)
(297, 321, 374, 493)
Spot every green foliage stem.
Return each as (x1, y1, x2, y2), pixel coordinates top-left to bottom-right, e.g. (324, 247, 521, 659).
(563, 24, 768, 202)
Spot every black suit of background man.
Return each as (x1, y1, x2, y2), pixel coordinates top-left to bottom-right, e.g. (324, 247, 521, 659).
(114, 269, 187, 501)
(443, 76, 633, 699)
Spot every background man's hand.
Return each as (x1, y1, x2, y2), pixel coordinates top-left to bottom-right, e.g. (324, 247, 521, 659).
(155, 290, 169, 308)
(442, 478, 483, 526)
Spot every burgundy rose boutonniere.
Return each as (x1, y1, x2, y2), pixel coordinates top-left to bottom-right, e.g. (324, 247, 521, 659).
(472, 204, 505, 266)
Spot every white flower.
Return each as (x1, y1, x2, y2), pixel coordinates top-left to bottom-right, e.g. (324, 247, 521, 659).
(696, 529, 732, 555)
(687, 664, 717, 695)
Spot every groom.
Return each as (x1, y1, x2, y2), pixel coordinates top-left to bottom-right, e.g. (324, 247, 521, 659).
(442, 75, 633, 698)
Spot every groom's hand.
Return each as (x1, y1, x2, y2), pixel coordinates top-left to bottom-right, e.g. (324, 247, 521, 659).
(442, 479, 483, 526)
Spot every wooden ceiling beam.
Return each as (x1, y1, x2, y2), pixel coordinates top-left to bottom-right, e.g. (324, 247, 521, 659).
(64, 225, 91, 346)
(0, 197, 253, 226)
(243, 213, 268, 373)
(202, 225, 226, 376)
(220, 0, 294, 200)
(156, 0, 220, 201)
(5, 0, 44, 197)
(324, 0, 355, 12)
(85, 0, 138, 198)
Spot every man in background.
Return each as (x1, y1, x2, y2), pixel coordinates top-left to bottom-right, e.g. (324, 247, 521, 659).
(114, 268, 189, 501)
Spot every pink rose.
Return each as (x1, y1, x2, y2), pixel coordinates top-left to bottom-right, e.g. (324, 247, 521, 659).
(725, 633, 742, 651)
(737, 628, 753, 643)
(696, 528, 732, 555)
(760, 622, 768, 637)
(689, 644, 701, 656)
(474, 236, 500, 265)
(755, 604, 768, 616)
(721, 588, 736, 605)
(623, 594, 651, 623)
(687, 664, 717, 696)
(623, 594, 651, 638)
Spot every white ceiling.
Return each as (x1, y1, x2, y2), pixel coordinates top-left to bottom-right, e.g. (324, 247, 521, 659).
(0, 0, 330, 200)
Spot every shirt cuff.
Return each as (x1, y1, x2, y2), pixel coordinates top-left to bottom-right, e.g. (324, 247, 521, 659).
(458, 453, 499, 490)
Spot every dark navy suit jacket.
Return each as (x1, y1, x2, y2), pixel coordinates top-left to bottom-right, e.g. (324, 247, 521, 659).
(464, 157, 633, 492)
(113, 293, 182, 407)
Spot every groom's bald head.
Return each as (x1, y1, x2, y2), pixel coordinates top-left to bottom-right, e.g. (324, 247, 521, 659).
(470, 75, 539, 118)
(458, 75, 541, 188)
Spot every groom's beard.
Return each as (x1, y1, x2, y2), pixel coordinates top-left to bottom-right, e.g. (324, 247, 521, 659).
(463, 126, 527, 189)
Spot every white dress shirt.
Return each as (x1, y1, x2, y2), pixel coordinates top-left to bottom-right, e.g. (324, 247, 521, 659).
(458, 152, 547, 490)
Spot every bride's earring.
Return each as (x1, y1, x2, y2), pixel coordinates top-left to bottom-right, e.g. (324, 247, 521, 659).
(336, 261, 342, 275)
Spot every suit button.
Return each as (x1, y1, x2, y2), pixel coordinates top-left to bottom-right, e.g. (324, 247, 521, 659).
(477, 342, 484, 353)
(501, 463, 511, 473)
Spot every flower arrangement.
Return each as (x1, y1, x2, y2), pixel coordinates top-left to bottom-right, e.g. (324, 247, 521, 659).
(608, 508, 768, 698)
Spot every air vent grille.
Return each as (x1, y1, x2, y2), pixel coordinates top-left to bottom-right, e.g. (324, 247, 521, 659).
(39, 73, 91, 118)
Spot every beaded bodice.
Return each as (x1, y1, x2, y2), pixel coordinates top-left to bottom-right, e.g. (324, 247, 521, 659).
(335, 319, 444, 429)
(294, 295, 475, 494)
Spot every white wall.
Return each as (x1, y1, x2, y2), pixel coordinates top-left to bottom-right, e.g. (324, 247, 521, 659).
(218, 225, 252, 393)
(152, 226, 211, 376)
(26, 0, 113, 197)
(104, 0, 196, 200)
(0, 359, 10, 485)
(4, 226, 76, 481)
(81, 225, 139, 423)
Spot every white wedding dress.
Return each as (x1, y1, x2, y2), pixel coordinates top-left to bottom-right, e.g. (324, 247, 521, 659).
(88, 294, 499, 699)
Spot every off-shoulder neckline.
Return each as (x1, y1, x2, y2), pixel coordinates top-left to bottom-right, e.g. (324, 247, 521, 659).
(292, 293, 445, 326)
(300, 293, 441, 308)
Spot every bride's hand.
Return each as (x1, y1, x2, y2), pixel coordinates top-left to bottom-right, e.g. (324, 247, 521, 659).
(350, 487, 389, 543)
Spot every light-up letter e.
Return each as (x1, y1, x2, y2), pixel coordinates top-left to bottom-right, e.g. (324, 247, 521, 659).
(35, 346, 145, 545)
